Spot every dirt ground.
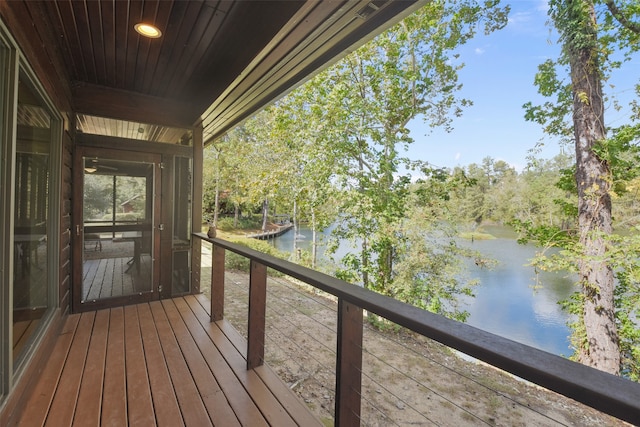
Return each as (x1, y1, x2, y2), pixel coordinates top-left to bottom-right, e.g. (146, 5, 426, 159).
(199, 254, 627, 426)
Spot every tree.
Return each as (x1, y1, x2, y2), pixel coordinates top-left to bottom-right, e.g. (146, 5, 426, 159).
(289, 1, 508, 317)
(269, 93, 340, 267)
(524, 0, 640, 375)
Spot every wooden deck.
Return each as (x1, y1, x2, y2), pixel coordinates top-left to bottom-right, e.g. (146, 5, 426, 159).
(11, 294, 321, 427)
(82, 256, 152, 302)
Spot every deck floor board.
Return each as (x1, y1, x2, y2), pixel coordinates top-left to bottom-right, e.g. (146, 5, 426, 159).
(73, 309, 109, 426)
(137, 303, 184, 427)
(173, 297, 267, 426)
(161, 299, 241, 427)
(82, 257, 151, 303)
(45, 312, 95, 426)
(123, 305, 156, 426)
(101, 307, 127, 426)
(12, 296, 320, 427)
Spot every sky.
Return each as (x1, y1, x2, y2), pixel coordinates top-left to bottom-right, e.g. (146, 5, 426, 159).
(404, 0, 638, 173)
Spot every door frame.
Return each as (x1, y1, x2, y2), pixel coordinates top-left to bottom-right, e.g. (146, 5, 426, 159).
(72, 146, 162, 312)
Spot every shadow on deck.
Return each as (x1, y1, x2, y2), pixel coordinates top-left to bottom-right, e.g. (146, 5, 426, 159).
(10, 294, 320, 426)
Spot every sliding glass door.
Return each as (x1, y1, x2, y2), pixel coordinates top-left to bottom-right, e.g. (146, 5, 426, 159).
(1, 34, 61, 396)
(11, 70, 59, 370)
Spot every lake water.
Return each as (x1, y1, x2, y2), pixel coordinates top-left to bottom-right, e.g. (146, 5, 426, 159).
(269, 224, 575, 357)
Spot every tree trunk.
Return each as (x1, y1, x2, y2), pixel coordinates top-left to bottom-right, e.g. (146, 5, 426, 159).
(311, 208, 317, 270)
(234, 203, 239, 228)
(213, 175, 220, 226)
(261, 198, 269, 232)
(213, 148, 220, 226)
(292, 198, 298, 259)
(567, 0, 619, 374)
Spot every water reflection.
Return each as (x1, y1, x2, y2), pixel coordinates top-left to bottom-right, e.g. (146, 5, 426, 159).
(270, 224, 575, 357)
(460, 226, 575, 356)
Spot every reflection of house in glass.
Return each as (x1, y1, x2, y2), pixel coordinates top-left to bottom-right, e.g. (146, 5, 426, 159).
(120, 195, 140, 214)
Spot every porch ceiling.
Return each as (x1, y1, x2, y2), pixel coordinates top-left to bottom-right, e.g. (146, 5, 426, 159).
(24, 0, 423, 143)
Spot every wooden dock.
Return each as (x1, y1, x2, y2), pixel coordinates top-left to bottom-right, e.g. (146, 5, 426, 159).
(246, 224, 293, 240)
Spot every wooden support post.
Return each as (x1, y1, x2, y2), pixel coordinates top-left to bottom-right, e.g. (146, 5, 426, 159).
(191, 121, 203, 294)
(191, 240, 201, 294)
(210, 245, 225, 322)
(247, 260, 267, 369)
(335, 299, 363, 426)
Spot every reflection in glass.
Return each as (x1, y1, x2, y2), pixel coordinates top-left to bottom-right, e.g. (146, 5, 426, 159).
(13, 74, 51, 365)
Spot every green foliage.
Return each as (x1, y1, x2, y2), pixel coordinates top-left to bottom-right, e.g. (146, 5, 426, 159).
(84, 174, 147, 220)
(553, 228, 640, 379)
(224, 238, 289, 273)
(593, 123, 640, 191)
(615, 273, 640, 381)
(313, 1, 509, 310)
(215, 216, 262, 231)
(101, 212, 142, 222)
(521, 0, 640, 375)
(391, 205, 483, 322)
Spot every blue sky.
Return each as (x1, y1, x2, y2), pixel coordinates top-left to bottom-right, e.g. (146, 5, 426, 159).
(405, 0, 638, 172)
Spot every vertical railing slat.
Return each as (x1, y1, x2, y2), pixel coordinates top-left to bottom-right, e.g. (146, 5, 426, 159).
(335, 299, 363, 426)
(247, 260, 267, 369)
(210, 244, 225, 322)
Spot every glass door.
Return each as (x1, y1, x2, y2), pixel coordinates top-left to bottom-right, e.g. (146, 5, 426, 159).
(73, 148, 161, 310)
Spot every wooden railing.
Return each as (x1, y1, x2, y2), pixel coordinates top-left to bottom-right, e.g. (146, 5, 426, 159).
(194, 233, 640, 426)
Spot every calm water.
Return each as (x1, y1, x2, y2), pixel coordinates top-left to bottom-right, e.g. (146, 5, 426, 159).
(270, 224, 575, 357)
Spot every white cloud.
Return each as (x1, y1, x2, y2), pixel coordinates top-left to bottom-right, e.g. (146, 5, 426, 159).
(475, 47, 485, 55)
(455, 152, 461, 161)
(508, 11, 533, 27)
(536, 0, 550, 13)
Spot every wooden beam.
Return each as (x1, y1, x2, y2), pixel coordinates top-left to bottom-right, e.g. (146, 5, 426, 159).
(210, 245, 225, 322)
(247, 260, 267, 370)
(72, 83, 198, 129)
(335, 299, 363, 426)
(191, 122, 204, 294)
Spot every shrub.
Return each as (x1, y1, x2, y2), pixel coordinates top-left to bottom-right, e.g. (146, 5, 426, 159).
(215, 216, 262, 231)
(225, 238, 288, 275)
(100, 212, 143, 222)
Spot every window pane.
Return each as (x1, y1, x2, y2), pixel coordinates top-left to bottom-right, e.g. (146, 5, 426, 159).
(12, 72, 52, 365)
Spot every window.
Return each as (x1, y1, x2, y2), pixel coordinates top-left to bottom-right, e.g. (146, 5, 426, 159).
(0, 33, 10, 398)
(12, 72, 55, 367)
(0, 27, 60, 399)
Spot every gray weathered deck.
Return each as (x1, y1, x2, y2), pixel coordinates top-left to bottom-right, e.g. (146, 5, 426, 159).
(82, 256, 152, 302)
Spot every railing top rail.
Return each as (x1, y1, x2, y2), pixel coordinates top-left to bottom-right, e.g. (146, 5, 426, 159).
(194, 232, 640, 424)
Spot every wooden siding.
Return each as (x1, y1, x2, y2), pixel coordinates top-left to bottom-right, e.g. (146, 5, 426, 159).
(8, 295, 321, 426)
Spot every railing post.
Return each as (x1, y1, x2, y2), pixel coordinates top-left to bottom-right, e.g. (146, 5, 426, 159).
(247, 259, 267, 369)
(210, 244, 225, 322)
(335, 299, 363, 426)
(191, 238, 201, 294)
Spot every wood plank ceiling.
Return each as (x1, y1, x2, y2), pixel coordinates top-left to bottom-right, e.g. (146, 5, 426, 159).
(28, 0, 423, 143)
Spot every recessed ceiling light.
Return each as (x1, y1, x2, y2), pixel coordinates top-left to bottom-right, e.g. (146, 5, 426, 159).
(134, 23, 162, 38)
